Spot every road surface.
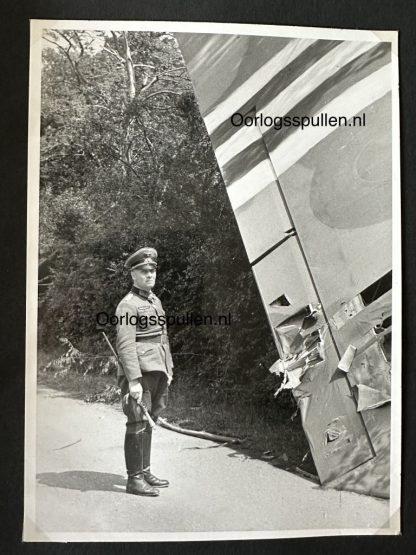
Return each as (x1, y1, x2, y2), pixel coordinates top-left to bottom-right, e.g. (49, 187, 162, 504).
(30, 387, 390, 540)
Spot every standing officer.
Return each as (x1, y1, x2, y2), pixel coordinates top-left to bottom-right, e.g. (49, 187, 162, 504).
(115, 247, 173, 496)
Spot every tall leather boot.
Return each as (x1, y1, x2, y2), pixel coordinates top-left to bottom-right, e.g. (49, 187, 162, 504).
(142, 423, 169, 488)
(124, 430, 159, 496)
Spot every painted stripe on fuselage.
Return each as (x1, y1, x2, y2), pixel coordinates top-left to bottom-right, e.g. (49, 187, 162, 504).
(226, 66, 391, 209)
(207, 39, 336, 138)
(216, 41, 388, 167)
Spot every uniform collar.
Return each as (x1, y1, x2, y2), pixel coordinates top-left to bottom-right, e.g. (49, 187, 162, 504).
(131, 285, 154, 300)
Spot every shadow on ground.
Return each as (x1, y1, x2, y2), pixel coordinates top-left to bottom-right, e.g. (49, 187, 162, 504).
(37, 471, 126, 493)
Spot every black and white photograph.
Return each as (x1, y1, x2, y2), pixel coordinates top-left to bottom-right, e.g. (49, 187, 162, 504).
(24, 20, 401, 540)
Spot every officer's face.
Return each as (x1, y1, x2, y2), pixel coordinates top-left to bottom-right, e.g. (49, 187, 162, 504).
(132, 265, 156, 291)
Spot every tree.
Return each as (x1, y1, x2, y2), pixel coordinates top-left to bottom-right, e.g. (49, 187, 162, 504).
(39, 30, 278, 405)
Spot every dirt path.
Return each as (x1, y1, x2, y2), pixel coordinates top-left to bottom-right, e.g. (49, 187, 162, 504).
(31, 387, 390, 540)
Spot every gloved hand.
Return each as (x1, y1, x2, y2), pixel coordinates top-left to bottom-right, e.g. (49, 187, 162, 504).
(128, 379, 143, 402)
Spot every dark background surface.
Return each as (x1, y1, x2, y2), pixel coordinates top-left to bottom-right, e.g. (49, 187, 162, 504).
(0, 0, 414, 553)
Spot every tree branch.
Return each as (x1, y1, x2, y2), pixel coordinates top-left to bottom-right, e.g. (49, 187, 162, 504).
(158, 74, 190, 84)
(133, 63, 156, 69)
(73, 31, 85, 57)
(145, 90, 182, 100)
(136, 117, 158, 173)
(102, 46, 125, 64)
(55, 30, 74, 50)
(44, 33, 88, 86)
(155, 66, 187, 78)
(140, 75, 159, 93)
(110, 31, 122, 54)
(104, 145, 145, 183)
(158, 418, 241, 444)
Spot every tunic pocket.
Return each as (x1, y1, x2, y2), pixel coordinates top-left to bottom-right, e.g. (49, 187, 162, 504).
(136, 344, 155, 357)
(136, 343, 161, 371)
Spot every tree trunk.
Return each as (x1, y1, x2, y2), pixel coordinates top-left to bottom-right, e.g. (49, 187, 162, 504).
(122, 32, 136, 101)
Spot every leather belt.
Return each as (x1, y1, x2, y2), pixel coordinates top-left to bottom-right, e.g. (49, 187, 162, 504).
(136, 335, 169, 344)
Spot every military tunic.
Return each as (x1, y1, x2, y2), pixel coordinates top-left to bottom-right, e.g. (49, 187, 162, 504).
(116, 286, 173, 426)
(116, 286, 173, 382)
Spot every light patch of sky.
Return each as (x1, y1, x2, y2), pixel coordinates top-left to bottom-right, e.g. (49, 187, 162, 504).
(42, 30, 107, 56)
(42, 29, 175, 55)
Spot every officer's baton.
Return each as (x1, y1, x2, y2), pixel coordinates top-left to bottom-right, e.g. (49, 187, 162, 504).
(100, 331, 157, 429)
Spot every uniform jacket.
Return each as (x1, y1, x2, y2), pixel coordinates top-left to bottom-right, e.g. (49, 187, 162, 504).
(115, 286, 173, 389)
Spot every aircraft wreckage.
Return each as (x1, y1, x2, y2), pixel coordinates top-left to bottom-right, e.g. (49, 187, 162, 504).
(176, 32, 394, 498)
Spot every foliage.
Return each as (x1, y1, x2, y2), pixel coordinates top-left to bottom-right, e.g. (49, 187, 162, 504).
(38, 30, 282, 407)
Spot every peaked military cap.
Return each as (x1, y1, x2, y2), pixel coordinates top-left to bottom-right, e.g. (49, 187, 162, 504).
(125, 247, 158, 270)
